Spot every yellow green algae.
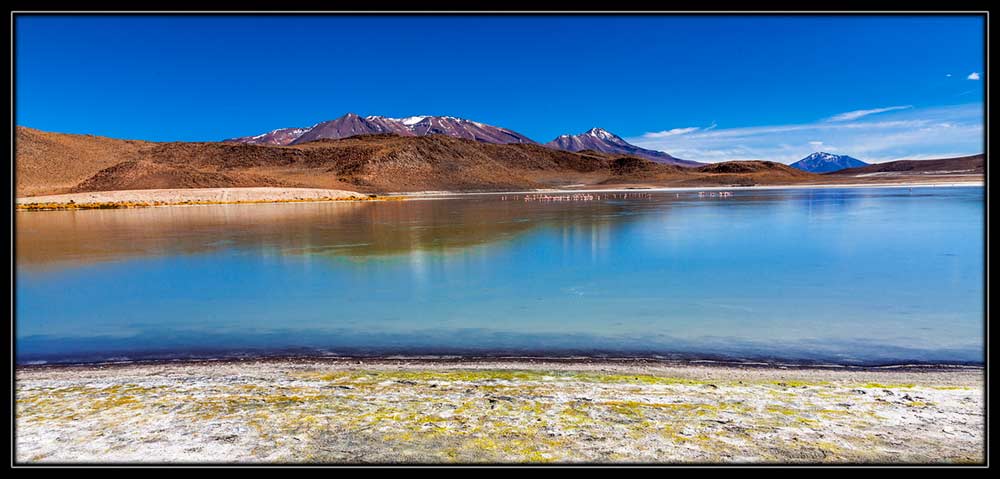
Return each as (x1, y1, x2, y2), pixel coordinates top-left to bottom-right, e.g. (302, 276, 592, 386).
(15, 364, 984, 464)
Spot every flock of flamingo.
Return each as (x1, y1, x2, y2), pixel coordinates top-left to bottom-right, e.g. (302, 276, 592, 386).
(499, 191, 735, 202)
(698, 191, 734, 197)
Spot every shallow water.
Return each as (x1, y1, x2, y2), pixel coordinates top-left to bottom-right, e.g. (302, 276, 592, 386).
(15, 186, 985, 365)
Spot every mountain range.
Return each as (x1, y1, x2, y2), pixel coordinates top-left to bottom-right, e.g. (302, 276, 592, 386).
(18, 126, 818, 197)
(16, 126, 982, 198)
(544, 128, 702, 167)
(226, 113, 536, 146)
(826, 154, 983, 176)
(225, 113, 698, 167)
(789, 152, 869, 173)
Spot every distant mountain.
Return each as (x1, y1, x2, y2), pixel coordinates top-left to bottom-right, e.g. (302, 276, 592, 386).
(545, 128, 702, 167)
(396, 115, 535, 145)
(18, 126, 828, 197)
(826, 154, 984, 176)
(225, 127, 311, 146)
(225, 113, 536, 146)
(789, 152, 868, 173)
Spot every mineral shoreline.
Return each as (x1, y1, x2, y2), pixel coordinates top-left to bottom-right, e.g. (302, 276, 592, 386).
(13, 187, 397, 211)
(14, 180, 983, 211)
(15, 358, 984, 464)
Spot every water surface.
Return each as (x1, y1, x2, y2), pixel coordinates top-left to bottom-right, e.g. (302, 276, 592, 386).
(15, 186, 984, 365)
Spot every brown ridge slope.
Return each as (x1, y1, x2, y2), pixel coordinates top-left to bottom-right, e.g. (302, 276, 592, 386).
(15, 127, 151, 196)
(682, 161, 814, 187)
(826, 154, 984, 176)
(16, 127, 837, 197)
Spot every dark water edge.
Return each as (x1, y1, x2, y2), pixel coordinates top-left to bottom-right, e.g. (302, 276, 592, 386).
(15, 346, 984, 369)
(17, 325, 984, 368)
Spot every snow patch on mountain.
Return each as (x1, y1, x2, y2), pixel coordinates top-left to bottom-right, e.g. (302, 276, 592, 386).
(789, 152, 869, 173)
(545, 127, 702, 167)
(227, 114, 536, 146)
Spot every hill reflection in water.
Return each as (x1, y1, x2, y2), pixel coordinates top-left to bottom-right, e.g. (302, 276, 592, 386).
(15, 187, 984, 365)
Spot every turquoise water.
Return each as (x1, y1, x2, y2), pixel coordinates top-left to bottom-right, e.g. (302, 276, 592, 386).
(15, 186, 984, 365)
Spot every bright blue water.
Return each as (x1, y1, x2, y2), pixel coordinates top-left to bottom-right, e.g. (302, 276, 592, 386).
(15, 186, 984, 365)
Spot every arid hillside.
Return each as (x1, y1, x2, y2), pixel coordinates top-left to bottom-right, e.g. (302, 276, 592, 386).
(16, 127, 836, 196)
(15, 127, 153, 196)
(827, 154, 984, 177)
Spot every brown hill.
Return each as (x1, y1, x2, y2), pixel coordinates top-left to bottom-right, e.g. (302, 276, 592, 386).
(696, 160, 807, 175)
(668, 161, 815, 187)
(826, 154, 984, 176)
(15, 127, 152, 196)
(17, 127, 829, 196)
(73, 160, 297, 192)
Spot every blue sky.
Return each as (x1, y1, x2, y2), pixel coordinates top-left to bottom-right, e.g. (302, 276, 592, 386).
(15, 15, 984, 163)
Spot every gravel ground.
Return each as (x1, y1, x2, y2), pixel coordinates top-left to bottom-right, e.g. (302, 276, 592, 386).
(14, 359, 984, 464)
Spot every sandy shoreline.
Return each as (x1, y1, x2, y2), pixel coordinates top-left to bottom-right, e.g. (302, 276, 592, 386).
(15, 358, 984, 464)
(14, 180, 983, 210)
(14, 187, 381, 210)
(390, 180, 984, 198)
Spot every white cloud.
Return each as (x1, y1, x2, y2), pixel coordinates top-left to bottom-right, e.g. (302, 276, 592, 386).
(967, 72, 980, 80)
(628, 103, 983, 164)
(643, 126, 700, 138)
(825, 105, 913, 122)
(946, 73, 953, 77)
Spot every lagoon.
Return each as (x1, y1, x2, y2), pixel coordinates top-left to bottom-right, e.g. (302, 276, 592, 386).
(15, 186, 984, 365)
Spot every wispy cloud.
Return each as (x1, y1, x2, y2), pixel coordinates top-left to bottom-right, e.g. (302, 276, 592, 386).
(641, 122, 717, 139)
(967, 72, 980, 80)
(643, 126, 701, 138)
(628, 104, 983, 164)
(824, 105, 912, 122)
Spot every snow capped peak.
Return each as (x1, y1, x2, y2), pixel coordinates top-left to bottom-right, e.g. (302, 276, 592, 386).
(225, 125, 311, 145)
(401, 116, 429, 126)
(806, 152, 841, 160)
(379, 115, 432, 126)
(544, 127, 698, 166)
(585, 128, 619, 141)
(232, 113, 536, 146)
(791, 152, 868, 173)
(360, 114, 494, 129)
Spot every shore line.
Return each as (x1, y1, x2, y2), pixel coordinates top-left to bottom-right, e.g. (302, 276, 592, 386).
(15, 187, 401, 211)
(389, 180, 985, 199)
(16, 358, 984, 463)
(16, 354, 985, 373)
(15, 180, 984, 211)
(14, 195, 402, 211)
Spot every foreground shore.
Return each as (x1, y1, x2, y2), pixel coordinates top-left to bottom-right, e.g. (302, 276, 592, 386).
(15, 358, 984, 464)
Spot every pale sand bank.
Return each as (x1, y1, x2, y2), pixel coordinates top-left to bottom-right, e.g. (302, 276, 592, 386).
(15, 359, 983, 464)
(16, 187, 371, 208)
(392, 180, 984, 198)
(15, 180, 983, 209)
